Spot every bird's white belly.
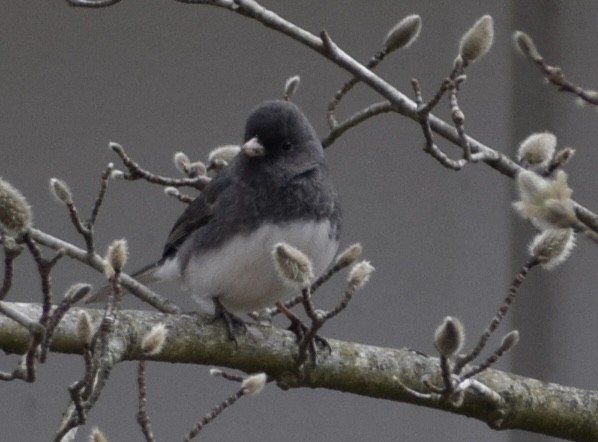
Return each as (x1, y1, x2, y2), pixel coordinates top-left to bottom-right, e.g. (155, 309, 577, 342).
(181, 220, 338, 312)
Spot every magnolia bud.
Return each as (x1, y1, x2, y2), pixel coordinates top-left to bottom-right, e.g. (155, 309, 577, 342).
(284, 75, 301, 100)
(77, 311, 93, 346)
(384, 14, 422, 52)
(105, 238, 128, 275)
(499, 330, 520, 352)
(0, 178, 32, 234)
(513, 30, 542, 61)
(529, 228, 575, 270)
(241, 373, 267, 396)
(272, 242, 314, 287)
(141, 323, 168, 356)
(335, 243, 363, 267)
(49, 178, 73, 205)
(173, 152, 191, 174)
(517, 132, 556, 171)
(348, 260, 374, 290)
(433, 316, 465, 357)
(459, 15, 494, 63)
(90, 427, 109, 442)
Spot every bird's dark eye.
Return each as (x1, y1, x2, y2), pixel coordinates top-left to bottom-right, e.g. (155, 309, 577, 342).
(281, 141, 292, 151)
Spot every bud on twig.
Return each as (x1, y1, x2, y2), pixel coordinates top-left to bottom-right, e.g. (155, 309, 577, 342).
(104, 238, 128, 276)
(513, 170, 576, 230)
(241, 373, 267, 396)
(173, 152, 191, 174)
(348, 260, 374, 290)
(529, 228, 575, 270)
(272, 242, 314, 287)
(77, 311, 93, 346)
(434, 316, 465, 357)
(207, 145, 241, 171)
(141, 323, 168, 356)
(187, 161, 207, 178)
(0, 177, 32, 234)
(64, 283, 92, 303)
(552, 147, 575, 170)
(458, 15, 494, 63)
(499, 330, 520, 353)
(90, 427, 109, 442)
(335, 243, 363, 267)
(284, 75, 301, 100)
(49, 178, 73, 205)
(513, 30, 542, 61)
(517, 132, 556, 171)
(110, 169, 125, 180)
(384, 14, 422, 53)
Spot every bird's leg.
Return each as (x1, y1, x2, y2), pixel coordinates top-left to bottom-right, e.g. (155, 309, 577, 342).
(212, 298, 248, 345)
(276, 302, 331, 360)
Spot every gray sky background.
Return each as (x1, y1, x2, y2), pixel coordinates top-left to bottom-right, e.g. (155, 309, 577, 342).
(1, 1, 597, 441)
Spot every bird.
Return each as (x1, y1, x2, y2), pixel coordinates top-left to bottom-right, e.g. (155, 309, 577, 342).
(89, 100, 341, 331)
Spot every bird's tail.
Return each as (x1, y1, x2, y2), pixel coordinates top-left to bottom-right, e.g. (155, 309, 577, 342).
(84, 261, 162, 304)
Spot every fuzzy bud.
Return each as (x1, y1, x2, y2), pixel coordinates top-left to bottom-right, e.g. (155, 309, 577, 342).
(141, 323, 168, 356)
(384, 14, 422, 52)
(517, 132, 556, 171)
(552, 147, 575, 169)
(164, 187, 179, 197)
(272, 242, 314, 287)
(459, 15, 494, 63)
(173, 152, 191, 174)
(49, 178, 73, 205)
(433, 316, 465, 357)
(529, 228, 575, 270)
(241, 373, 267, 396)
(513, 170, 575, 230)
(513, 30, 542, 61)
(110, 170, 125, 180)
(0, 177, 32, 234)
(104, 238, 128, 275)
(348, 260, 374, 290)
(207, 145, 241, 171)
(499, 330, 520, 353)
(335, 243, 363, 267)
(187, 161, 207, 178)
(77, 311, 93, 346)
(64, 283, 92, 303)
(90, 427, 109, 442)
(284, 75, 301, 100)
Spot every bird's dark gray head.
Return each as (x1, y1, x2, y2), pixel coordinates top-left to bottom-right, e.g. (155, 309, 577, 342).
(242, 100, 323, 163)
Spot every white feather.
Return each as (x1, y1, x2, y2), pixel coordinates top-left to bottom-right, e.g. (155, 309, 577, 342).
(155, 220, 338, 313)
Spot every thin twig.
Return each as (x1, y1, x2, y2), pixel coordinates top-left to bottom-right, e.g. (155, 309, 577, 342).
(0, 238, 22, 300)
(322, 102, 394, 148)
(454, 258, 540, 374)
(111, 143, 210, 191)
(183, 388, 246, 441)
(137, 359, 156, 442)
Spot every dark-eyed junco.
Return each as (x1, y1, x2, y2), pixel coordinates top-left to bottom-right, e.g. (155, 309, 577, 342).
(91, 100, 341, 320)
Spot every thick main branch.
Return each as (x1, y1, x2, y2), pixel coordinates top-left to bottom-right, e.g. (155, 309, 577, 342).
(0, 302, 595, 441)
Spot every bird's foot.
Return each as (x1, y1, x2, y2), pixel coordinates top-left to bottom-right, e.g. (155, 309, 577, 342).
(213, 299, 248, 346)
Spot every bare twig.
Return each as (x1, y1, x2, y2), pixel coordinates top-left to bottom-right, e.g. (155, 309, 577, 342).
(0, 236, 22, 300)
(110, 142, 210, 191)
(454, 258, 539, 374)
(322, 102, 394, 148)
(28, 228, 180, 314)
(137, 360, 156, 442)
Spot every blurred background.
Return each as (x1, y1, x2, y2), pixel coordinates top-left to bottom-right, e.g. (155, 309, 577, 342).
(1, 1, 597, 441)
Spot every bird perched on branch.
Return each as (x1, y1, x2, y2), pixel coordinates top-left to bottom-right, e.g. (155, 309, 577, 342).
(89, 100, 341, 334)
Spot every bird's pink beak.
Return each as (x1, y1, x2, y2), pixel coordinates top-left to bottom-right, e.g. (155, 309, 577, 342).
(242, 137, 265, 157)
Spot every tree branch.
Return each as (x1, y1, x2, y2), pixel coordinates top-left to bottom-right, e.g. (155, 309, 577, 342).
(0, 302, 595, 441)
